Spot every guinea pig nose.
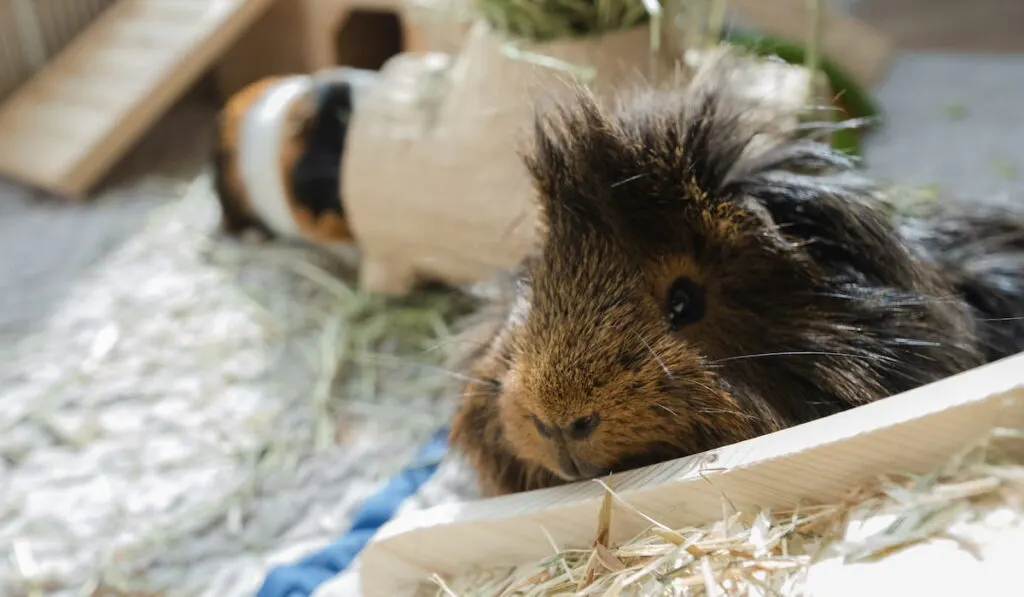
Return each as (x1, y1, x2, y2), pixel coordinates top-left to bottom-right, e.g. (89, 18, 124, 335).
(555, 450, 606, 481)
(567, 413, 600, 440)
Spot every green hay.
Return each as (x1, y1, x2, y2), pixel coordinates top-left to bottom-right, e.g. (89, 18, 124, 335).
(473, 0, 660, 43)
(412, 0, 879, 156)
(244, 249, 482, 430)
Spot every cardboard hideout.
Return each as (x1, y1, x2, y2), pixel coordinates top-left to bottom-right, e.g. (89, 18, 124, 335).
(359, 351, 1024, 597)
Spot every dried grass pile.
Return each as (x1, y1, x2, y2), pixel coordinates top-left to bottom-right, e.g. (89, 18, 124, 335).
(420, 429, 1024, 597)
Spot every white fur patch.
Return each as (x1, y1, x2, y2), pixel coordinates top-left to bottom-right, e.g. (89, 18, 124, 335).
(238, 75, 315, 239)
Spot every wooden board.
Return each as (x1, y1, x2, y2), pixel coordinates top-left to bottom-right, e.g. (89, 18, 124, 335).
(212, 0, 408, 102)
(0, 0, 276, 198)
(729, 0, 895, 86)
(359, 351, 1024, 597)
(857, 0, 1024, 53)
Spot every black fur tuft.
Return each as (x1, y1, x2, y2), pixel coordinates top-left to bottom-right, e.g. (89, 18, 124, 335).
(287, 80, 355, 218)
(901, 202, 1024, 362)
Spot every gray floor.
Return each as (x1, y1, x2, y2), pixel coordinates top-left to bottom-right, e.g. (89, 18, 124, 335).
(863, 52, 1023, 201)
(0, 98, 217, 346)
(0, 184, 169, 342)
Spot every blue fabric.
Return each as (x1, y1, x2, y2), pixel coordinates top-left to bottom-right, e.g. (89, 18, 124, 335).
(256, 426, 449, 597)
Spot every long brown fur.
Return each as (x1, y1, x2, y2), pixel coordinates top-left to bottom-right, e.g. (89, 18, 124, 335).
(450, 50, 1024, 497)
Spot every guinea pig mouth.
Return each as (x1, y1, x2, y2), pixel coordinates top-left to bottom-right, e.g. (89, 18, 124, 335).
(553, 452, 609, 482)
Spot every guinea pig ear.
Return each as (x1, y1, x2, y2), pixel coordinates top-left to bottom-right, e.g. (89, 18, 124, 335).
(519, 49, 837, 253)
(521, 84, 624, 242)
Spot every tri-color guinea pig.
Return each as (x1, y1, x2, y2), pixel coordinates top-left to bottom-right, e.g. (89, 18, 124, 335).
(211, 68, 378, 248)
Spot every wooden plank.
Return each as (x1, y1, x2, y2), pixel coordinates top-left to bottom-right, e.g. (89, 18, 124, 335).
(3, 52, 160, 110)
(20, 74, 146, 110)
(0, 102, 109, 137)
(0, 0, 276, 197)
(0, 0, 120, 101)
(858, 0, 1024, 53)
(60, 0, 278, 196)
(1, 49, 160, 115)
(0, 135, 80, 182)
(359, 352, 1024, 597)
(104, 23, 197, 49)
(66, 46, 174, 78)
(728, 0, 895, 86)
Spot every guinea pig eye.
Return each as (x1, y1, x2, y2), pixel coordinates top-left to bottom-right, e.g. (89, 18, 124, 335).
(666, 277, 706, 331)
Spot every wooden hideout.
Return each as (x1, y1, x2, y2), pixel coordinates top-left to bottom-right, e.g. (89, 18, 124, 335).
(211, 0, 442, 100)
(359, 351, 1024, 597)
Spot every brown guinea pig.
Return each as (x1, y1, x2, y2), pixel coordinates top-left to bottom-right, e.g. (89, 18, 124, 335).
(449, 49, 1024, 497)
(211, 68, 377, 252)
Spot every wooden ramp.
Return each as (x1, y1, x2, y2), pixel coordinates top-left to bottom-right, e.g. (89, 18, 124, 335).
(0, 0, 275, 198)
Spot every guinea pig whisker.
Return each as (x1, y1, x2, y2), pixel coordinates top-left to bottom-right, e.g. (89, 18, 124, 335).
(800, 104, 848, 114)
(885, 337, 943, 348)
(357, 351, 491, 385)
(421, 335, 490, 351)
(694, 407, 764, 423)
(421, 337, 513, 365)
(795, 116, 877, 133)
(710, 351, 900, 365)
(634, 331, 673, 379)
(980, 316, 1024, 322)
(448, 389, 500, 401)
(656, 375, 721, 402)
(652, 403, 679, 417)
(610, 172, 649, 188)
(684, 379, 721, 396)
(809, 290, 964, 305)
